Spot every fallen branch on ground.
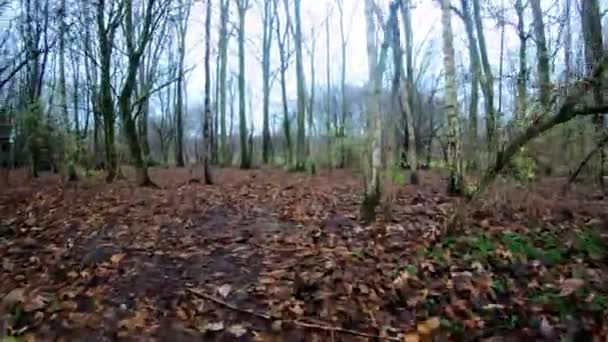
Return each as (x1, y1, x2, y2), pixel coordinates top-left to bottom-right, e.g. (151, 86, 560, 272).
(186, 288, 401, 341)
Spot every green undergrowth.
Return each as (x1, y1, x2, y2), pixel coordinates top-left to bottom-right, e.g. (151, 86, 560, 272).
(395, 225, 608, 338)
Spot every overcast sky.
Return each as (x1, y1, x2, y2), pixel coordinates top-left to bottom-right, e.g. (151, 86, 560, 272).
(182, 0, 608, 129)
(183, 0, 443, 128)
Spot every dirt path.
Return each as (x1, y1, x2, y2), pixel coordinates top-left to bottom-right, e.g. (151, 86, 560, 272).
(1, 168, 606, 341)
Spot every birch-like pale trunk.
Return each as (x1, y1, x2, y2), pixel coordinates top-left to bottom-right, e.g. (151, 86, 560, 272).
(441, 0, 464, 194)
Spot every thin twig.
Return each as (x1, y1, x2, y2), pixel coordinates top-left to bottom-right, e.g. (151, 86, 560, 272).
(186, 288, 401, 341)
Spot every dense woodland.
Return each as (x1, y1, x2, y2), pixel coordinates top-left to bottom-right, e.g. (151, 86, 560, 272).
(1, 0, 608, 340)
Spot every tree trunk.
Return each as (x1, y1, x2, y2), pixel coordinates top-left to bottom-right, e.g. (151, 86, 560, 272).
(219, 0, 230, 165)
(338, 0, 347, 168)
(96, 0, 117, 181)
(175, 0, 192, 167)
(294, 0, 306, 171)
(515, 0, 527, 121)
(392, 6, 418, 184)
(530, 0, 551, 110)
(262, 0, 273, 164)
(237, 1, 250, 169)
(471, 0, 496, 155)
(308, 26, 316, 168)
(325, 13, 332, 168)
(441, 0, 464, 195)
(581, 0, 605, 191)
(361, 0, 396, 222)
(202, 0, 213, 184)
(457, 0, 480, 170)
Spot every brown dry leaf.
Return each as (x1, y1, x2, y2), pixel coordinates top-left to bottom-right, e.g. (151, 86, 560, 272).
(417, 317, 440, 335)
(392, 271, 411, 288)
(227, 324, 248, 337)
(290, 303, 304, 317)
(2, 259, 14, 272)
(110, 253, 126, 264)
(119, 310, 148, 331)
(403, 333, 420, 342)
(176, 307, 189, 321)
(24, 293, 51, 312)
(2, 288, 25, 308)
(559, 278, 584, 296)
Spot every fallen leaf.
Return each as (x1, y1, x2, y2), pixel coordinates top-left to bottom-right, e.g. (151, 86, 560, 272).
(24, 292, 51, 312)
(539, 316, 554, 338)
(392, 271, 411, 288)
(119, 310, 148, 331)
(2, 288, 25, 308)
(417, 317, 441, 335)
(227, 324, 248, 337)
(110, 253, 126, 264)
(559, 278, 584, 296)
(202, 321, 225, 332)
(2, 259, 14, 272)
(290, 303, 304, 316)
(217, 284, 232, 298)
(403, 333, 420, 342)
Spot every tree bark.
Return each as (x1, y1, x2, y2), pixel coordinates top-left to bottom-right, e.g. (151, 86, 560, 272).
(262, 0, 273, 164)
(96, 0, 118, 182)
(202, 0, 213, 184)
(441, 0, 464, 195)
(581, 0, 605, 191)
(514, 0, 527, 121)
(294, 0, 306, 171)
(456, 0, 480, 170)
(219, 0, 230, 165)
(237, 0, 250, 169)
(530, 0, 551, 110)
(392, 5, 418, 184)
(471, 0, 496, 155)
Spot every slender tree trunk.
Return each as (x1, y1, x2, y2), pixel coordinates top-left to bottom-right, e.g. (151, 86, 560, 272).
(262, 0, 273, 164)
(219, 0, 230, 165)
(338, 0, 347, 168)
(294, 0, 306, 171)
(442, 0, 464, 195)
(237, 1, 250, 169)
(202, 0, 213, 183)
(471, 0, 496, 155)
(581, 0, 605, 191)
(530, 0, 551, 110)
(457, 0, 480, 169)
(96, 0, 117, 181)
(515, 0, 527, 121)
(497, 0, 505, 115)
(325, 13, 332, 168)
(392, 6, 418, 184)
(175, 0, 192, 167)
(308, 27, 316, 167)
(361, 0, 397, 222)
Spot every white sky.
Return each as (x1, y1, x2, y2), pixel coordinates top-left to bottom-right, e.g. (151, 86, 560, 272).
(182, 0, 608, 130)
(183, 0, 442, 128)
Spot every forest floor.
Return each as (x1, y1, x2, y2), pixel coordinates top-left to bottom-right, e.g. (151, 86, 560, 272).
(0, 167, 607, 341)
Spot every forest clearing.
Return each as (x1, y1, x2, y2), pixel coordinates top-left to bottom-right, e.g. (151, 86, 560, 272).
(1, 0, 608, 340)
(1, 167, 607, 341)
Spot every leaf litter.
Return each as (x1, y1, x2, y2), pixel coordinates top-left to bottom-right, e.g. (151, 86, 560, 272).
(0, 167, 607, 341)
